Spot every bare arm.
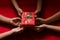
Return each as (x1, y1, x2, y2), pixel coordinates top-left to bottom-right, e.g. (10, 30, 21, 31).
(35, 0, 42, 14)
(11, 0, 22, 16)
(0, 15, 11, 23)
(0, 15, 23, 39)
(0, 29, 14, 39)
(0, 15, 21, 27)
(45, 11, 60, 23)
(44, 24, 60, 32)
(0, 27, 23, 39)
(35, 24, 60, 32)
(36, 11, 60, 24)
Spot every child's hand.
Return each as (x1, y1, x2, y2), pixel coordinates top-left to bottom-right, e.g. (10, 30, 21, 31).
(17, 8, 22, 17)
(9, 17, 21, 27)
(0, 15, 21, 26)
(36, 18, 46, 24)
(11, 27, 23, 33)
(35, 24, 45, 32)
(34, 10, 39, 14)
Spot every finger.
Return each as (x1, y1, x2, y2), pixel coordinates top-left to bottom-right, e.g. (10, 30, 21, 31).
(17, 27, 23, 31)
(35, 15, 37, 18)
(17, 27, 20, 28)
(20, 28, 23, 30)
(35, 27, 41, 31)
(36, 18, 40, 21)
(18, 23, 21, 27)
(16, 17, 21, 19)
(13, 22, 19, 26)
(12, 17, 21, 20)
(13, 18, 21, 23)
(18, 23, 23, 28)
(35, 27, 44, 32)
(35, 25, 41, 27)
(36, 25, 43, 28)
(18, 12, 22, 17)
(36, 18, 39, 19)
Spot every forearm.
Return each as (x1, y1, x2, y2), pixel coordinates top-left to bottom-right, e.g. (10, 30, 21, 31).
(45, 11, 60, 23)
(35, 0, 42, 13)
(0, 30, 14, 39)
(0, 15, 11, 23)
(11, 0, 22, 16)
(11, 0, 20, 10)
(44, 24, 60, 32)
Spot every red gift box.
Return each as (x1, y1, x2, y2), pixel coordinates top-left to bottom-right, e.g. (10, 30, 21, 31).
(21, 12, 35, 27)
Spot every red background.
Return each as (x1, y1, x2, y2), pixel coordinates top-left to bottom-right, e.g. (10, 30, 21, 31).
(0, 0, 60, 40)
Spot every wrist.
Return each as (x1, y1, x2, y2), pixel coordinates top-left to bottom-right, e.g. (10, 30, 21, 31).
(7, 29, 15, 34)
(4, 17, 12, 24)
(42, 24, 47, 28)
(7, 18, 12, 24)
(11, 29, 15, 33)
(17, 8, 22, 13)
(43, 24, 49, 28)
(35, 10, 40, 14)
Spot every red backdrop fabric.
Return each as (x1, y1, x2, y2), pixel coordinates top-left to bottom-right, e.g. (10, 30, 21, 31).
(0, 0, 60, 40)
